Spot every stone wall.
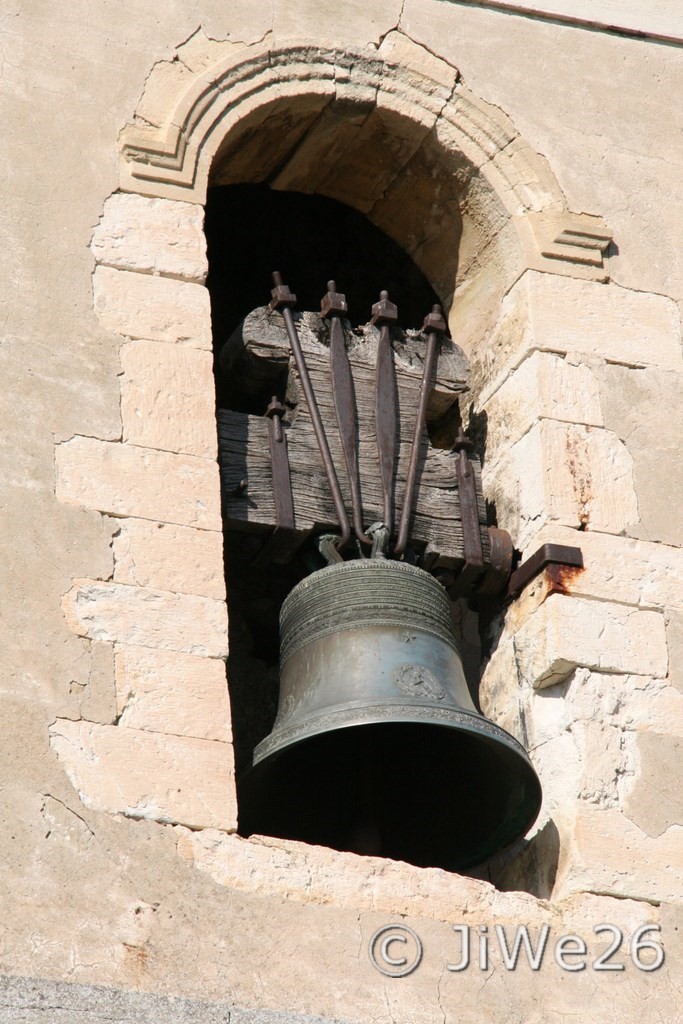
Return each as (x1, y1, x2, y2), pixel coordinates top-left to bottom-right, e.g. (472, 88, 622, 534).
(1, 2, 682, 1022)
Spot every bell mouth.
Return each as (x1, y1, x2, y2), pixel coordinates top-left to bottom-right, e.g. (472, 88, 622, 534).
(238, 717, 542, 872)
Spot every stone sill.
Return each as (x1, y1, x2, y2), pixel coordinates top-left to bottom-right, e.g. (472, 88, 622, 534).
(175, 827, 547, 923)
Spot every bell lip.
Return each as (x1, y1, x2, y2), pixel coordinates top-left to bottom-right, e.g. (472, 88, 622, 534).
(242, 707, 543, 871)
(253, 698, 535, 768)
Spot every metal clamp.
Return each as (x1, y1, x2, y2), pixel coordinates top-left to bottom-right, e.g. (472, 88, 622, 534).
(449, 428, 485, 595)
(251, 396, 300, 567)
(265, 397, 294, 530)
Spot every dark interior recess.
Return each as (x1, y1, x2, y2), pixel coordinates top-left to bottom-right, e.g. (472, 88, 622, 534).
(206, 184, 442, 412)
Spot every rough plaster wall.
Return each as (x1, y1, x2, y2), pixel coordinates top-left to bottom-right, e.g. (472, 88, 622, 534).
(403, 1, 683, 306)
(1, 2, 682, 1022)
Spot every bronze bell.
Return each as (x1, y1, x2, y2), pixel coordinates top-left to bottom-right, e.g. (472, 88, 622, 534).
(239, 558, 542, 871)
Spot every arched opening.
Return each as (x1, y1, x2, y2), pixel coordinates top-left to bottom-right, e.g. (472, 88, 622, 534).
(203, 82, 524, 355)
(204, 87, 512, 867)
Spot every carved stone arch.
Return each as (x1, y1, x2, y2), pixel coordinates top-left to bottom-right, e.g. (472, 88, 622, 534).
(119, 31, 612, 349)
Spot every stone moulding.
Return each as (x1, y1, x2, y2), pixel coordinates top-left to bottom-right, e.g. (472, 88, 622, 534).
(119, 35, 612, 281)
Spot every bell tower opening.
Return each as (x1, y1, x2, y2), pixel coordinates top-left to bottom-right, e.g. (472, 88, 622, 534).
(207, 180, 540, 872)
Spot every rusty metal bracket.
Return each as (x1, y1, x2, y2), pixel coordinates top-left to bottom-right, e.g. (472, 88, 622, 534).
(507, 543, 584, 599)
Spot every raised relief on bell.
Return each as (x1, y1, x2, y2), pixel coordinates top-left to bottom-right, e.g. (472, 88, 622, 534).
(393, 664, 446, 702)
(275, 693, 297, 727)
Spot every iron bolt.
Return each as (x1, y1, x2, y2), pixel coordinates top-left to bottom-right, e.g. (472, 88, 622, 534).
(371, 289, 398, 326)
(321, 280, 349, 318)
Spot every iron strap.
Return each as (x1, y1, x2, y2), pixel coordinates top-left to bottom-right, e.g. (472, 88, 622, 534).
(371, 291, 399, 535)
(323, 281, 370, 546)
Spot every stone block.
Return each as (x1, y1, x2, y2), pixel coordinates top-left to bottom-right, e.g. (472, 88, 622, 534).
(597, 361, 683, 548)
(112, 518, 225, 600)
(91, 193, 207, 282)
(57, 641, 118, 726)
(478, 640, 525, 743)
(49, 719, 236, 831)
(556, 803, 683, 903)
(513, 595, 667, 689)
(483, 420, 639, 548)
(518, 524, 683, 611)
(624, 732, 683, 838)
(56, 436, 222, 530)
(518, 669, 683, 780)
(115, 646, 231, 742)
(666, 609, 683, 694)
(120, 340, 217, 457)
(527, 731, 581, 826)
(571, 670, 683, 734)
(573, 720, 634, 809)
(63, 580, 228, 658)
(132, 53, 199, 130)
(377, 28, 458, 95)
(482, 351, 603, 464)
(475, 272, 683, 403)
(527, 272, 682, 369)
(272, 0, 404, 48)
(176, 828, 543, 923)
(92, 266, 211, 349)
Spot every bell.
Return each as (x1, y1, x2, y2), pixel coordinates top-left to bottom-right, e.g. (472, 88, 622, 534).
(239, 559, 542, 871)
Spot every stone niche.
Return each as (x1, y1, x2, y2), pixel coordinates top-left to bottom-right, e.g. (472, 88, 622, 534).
(50, 24, 683, 961)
